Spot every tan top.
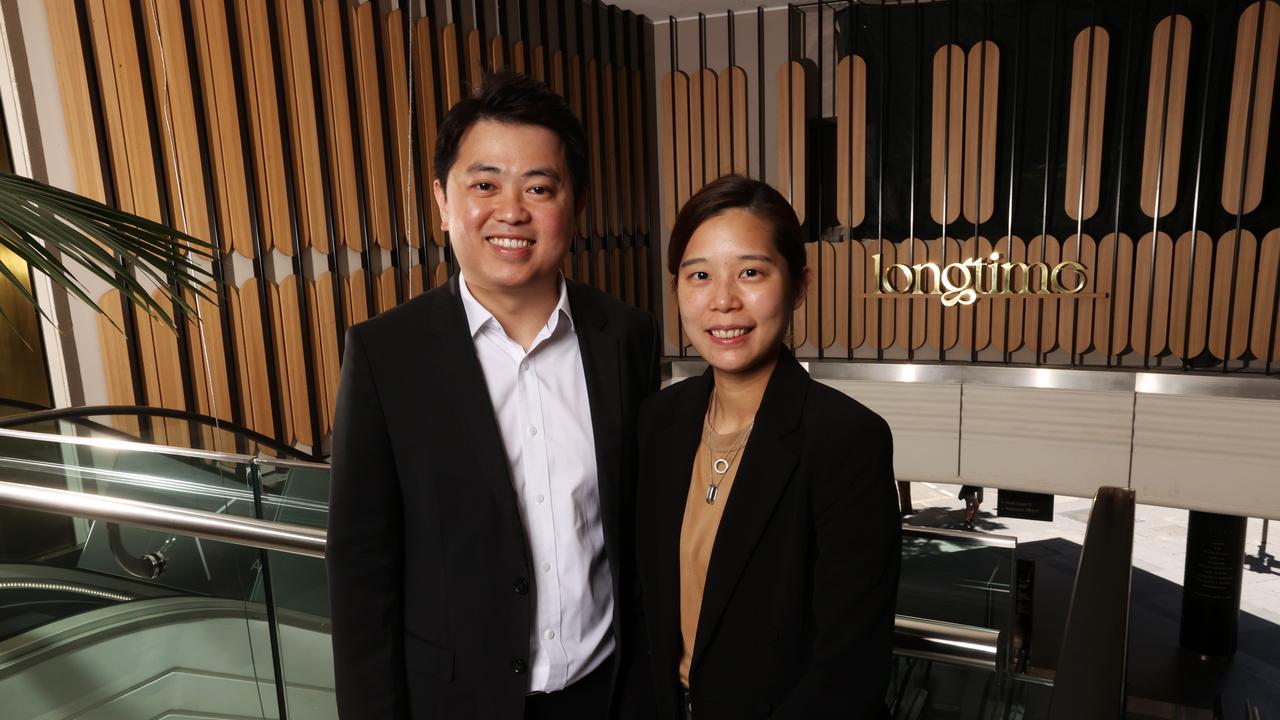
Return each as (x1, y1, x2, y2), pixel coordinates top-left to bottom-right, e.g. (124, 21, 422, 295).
(678, 423, 748, 687)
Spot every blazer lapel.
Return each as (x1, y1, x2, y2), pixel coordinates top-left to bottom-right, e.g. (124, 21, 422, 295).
(690, 352, 808, 676)
(567, 284, 626, 598)
(428, 276, 523, 534)
(654, 372, 712, 668)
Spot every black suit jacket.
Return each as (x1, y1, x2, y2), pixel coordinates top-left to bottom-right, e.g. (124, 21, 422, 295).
(636, 350, 901, 719)
(328, 275, 659, 720)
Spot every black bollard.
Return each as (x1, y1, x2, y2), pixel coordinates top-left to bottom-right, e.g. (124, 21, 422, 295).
(1179, 511, 1247, 657)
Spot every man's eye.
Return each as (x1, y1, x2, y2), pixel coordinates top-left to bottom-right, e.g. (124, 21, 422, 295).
(473, 182, 494, 191)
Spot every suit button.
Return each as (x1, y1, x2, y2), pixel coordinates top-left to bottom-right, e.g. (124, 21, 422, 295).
(513, 577, 529, 595)
(511, 658, 527, 674)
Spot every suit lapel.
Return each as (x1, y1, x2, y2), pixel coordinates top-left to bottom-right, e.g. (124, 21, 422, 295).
(567, 284, 626, 598)
(428, 276, 523, 536)
(690, 352, 808, 676)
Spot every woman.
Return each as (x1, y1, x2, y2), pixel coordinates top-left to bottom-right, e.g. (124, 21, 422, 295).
(636, 175, 901, 719)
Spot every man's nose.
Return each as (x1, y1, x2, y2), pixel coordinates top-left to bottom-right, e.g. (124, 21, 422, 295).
(495, 189, 530, 224)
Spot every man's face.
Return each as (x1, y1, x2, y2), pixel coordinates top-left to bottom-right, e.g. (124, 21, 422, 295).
(433, 120, 579, 298)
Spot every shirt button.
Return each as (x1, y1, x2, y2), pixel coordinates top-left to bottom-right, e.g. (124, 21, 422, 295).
(536, 494, 545, 504)
(511, 659, 527, 674)
(528, 426, 538, 437)
(541, 562, 551, 573)
(513, 577, 529, 595)
(544, 629, 556, 640)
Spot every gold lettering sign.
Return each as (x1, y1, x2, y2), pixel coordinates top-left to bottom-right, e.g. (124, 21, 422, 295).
(871, 253, 1089, 307)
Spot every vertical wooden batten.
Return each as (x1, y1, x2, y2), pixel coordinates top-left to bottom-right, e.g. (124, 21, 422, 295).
(835, 55, 866, 230)
(1140, 15, 1191, 219)
(1222, 0, 1280, 215)
(930, 45, 964, 227)
(964, 41, 998, 226)
(1065, 26, 1109, 222)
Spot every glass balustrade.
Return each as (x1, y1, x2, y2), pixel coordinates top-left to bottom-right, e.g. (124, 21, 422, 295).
(0, 426, 1079, 719)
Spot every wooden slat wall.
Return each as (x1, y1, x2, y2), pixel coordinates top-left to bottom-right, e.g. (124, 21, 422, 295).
(655, 3, 1280, 372)
(49, 0, 657, 452)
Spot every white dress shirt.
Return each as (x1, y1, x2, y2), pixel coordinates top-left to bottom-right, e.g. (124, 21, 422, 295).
(458, 273, 614, 693)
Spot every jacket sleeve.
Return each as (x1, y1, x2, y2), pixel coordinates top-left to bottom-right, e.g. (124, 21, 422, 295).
(327, 326, 409, 719)
(773, 416, 901, 719)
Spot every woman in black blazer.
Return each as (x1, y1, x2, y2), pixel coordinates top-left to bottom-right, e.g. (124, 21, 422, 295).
(637, 175, 901, 719)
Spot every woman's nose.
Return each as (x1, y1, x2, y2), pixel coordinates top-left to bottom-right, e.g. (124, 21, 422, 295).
(711, 280, 740, 311)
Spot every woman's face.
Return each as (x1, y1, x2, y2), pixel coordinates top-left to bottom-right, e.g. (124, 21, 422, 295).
(675, 208, 807, 379)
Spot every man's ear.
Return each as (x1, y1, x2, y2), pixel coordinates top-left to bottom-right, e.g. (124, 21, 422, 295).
(432, 179, 449, 231)
(792, 267, 811, 310)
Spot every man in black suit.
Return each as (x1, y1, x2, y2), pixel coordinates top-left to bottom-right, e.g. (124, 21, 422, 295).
(327, 73, 659, 720)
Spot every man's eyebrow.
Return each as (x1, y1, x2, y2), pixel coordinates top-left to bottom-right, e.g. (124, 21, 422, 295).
(522, 167, 562, 181)
(464, 162, 501, 174)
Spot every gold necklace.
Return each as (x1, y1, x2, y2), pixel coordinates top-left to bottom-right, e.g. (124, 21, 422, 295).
(703, 388, 753, 505)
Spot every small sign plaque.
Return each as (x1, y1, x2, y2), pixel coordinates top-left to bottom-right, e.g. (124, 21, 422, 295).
(997, 490, 1055, 521)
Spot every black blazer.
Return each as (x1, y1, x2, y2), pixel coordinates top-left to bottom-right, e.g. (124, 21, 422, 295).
(636, 350, 901, 719)
(327, 275, 659, 720)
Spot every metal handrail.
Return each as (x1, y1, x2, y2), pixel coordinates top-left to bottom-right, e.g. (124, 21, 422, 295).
(0, 426, 259, 464)
(0, 479, 1002, 669)
(904, 524, 1018, 549)
(0, 406, 320, 461)
(893, 615, 1000, 671)
(0, 479, 325, 558)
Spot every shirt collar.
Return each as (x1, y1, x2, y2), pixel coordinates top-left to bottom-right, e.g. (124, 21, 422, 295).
(458, 271, 575, 340)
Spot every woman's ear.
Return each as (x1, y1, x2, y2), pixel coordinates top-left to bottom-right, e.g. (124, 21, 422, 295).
(792, 267, 812, 310)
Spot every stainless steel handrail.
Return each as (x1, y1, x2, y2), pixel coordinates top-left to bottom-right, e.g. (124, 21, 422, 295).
(0, 427, 259, 465)
(905, 525, 1018, 549)
(0, 479, 325, 558)
(0, 427, 333, 470)
(893, 615, 1000, 671)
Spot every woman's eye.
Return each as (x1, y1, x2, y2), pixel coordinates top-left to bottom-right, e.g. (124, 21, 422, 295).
(692, 271, 710, 281)
(742, 268, 760, 278)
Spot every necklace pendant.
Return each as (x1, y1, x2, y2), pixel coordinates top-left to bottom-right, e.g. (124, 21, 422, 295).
(705, 485, 718, 505)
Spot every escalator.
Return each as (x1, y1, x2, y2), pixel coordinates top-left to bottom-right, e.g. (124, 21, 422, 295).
(0, 415, 1134, 719)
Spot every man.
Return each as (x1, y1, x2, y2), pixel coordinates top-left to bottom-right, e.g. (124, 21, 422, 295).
(327, 73, 659, 719)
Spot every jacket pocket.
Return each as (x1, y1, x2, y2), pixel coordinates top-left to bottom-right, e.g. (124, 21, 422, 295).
(404, 632, 454, 683)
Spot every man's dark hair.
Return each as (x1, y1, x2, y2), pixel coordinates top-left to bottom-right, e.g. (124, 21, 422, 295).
(667, 174, 807, 291)
(433, 72, 588, 198)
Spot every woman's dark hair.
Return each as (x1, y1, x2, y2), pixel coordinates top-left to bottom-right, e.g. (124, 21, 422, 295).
(433, 73, 587, 198)
(667, 175, 807, 288)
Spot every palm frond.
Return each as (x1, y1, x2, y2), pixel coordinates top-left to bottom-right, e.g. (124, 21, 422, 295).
(0, 172, 217, 333)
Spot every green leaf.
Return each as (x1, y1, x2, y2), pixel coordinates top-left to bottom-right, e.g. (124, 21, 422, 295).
(0, 171, 218, 336)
